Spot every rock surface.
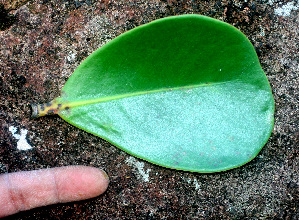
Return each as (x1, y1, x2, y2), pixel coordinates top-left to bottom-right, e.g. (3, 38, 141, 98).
(0, 0, 298, 219)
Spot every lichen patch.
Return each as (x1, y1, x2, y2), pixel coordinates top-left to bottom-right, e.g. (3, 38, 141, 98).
(9, 126, 32, 151)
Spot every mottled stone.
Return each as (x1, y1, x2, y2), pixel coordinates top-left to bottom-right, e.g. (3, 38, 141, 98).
(0, 0, 298, 219)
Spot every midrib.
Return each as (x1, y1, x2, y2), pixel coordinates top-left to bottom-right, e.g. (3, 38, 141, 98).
(60, 82, 225, 109)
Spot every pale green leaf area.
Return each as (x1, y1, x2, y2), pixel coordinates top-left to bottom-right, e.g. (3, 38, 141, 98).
(35, 15, 274, 172)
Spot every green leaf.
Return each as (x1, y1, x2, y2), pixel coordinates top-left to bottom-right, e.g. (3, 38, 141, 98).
(33, 15, 274, 172)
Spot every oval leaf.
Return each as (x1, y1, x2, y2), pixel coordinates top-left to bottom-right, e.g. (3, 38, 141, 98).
(33, 15, 274, 172)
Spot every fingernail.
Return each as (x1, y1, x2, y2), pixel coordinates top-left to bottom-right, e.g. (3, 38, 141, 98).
(99, 169, 109, 182)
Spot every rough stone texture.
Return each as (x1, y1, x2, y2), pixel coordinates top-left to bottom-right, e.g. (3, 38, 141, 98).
(0, 0, 298, 219)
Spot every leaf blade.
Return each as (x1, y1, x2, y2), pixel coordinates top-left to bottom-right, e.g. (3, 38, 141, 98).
(45, 14, 274, 172)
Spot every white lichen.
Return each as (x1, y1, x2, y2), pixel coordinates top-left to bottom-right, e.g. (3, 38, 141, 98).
(125, 156, 151, 182)
(274, 1, 298, 17)
(9, 126, 32, 151)
(193, 178, 201, 191)
(182, 177, 201, 192)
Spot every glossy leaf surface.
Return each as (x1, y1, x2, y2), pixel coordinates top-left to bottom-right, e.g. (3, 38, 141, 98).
(35, 15, 274, 172)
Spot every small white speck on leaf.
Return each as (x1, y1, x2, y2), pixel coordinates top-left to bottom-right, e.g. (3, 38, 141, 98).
(9, 126, 32, 151)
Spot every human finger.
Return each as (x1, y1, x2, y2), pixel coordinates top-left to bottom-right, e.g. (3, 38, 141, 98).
(0, 165, 109, 218)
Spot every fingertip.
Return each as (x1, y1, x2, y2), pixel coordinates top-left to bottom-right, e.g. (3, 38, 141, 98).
(84, 167, 109, 197)
(99, 169, 109, 182)
(98, 169, 110, 192)
(54, 166, 109, 203)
